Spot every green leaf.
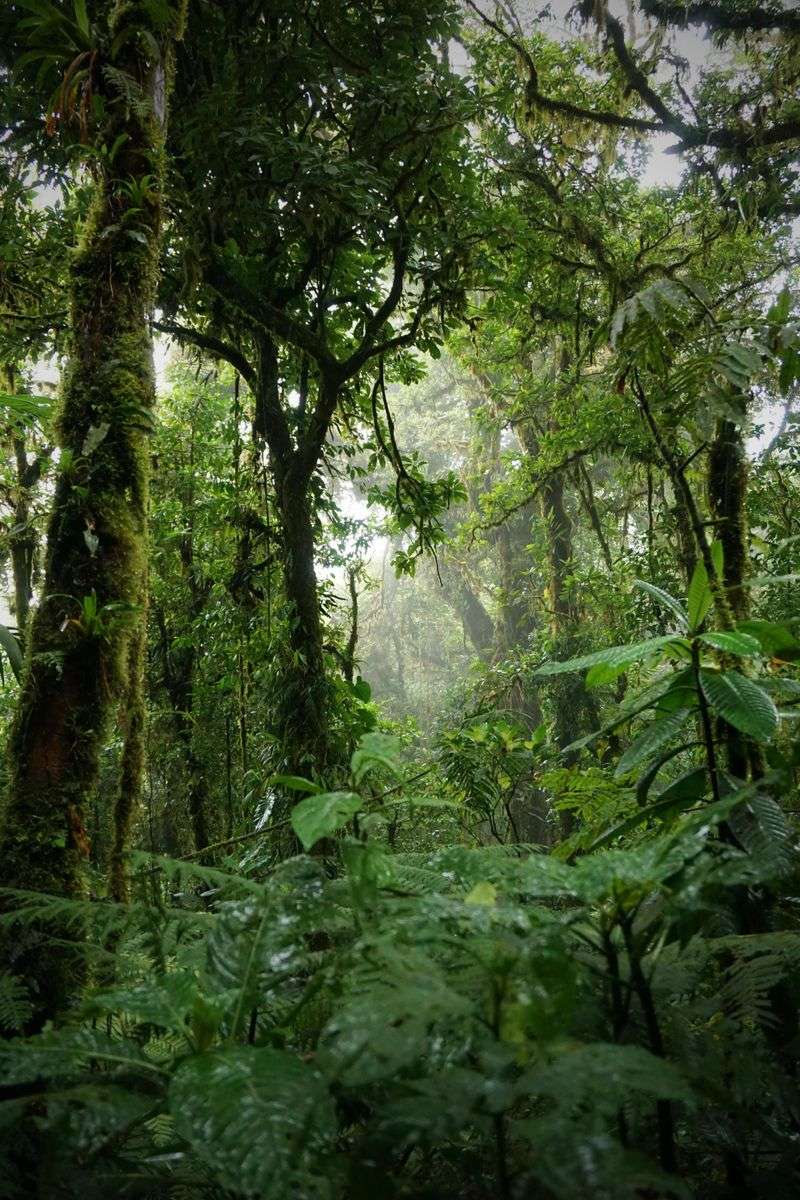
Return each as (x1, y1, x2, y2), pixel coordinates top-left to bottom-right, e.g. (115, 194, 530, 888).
(73, 0, 89, 37)
(585, 659, 626, 688)
(522, 1043, 694, 1112)
(465, 881, 497, 906)
(615, 709, 693, 778)
(686, 560, 713, 631)
(699, 670, 779, 741)
(290, 790, 362, 850)
(633, 580, 688, 630)
(588, 780, 705, 852)
(0, 624, 23, 682)
(170, 1048, 335, 1198)
(268, 774, 321, 795)
(535, 636, 681, 678)
(699, 631, 762, 657)
(635, 741, 700, 806)
(0, 391, 52, 424)
(655, 766, 708, 807)
(737, 619, 800, 659)
(350, 731, 402, 784)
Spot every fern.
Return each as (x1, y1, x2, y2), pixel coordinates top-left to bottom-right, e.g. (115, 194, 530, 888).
(0, 974, 33, 1033)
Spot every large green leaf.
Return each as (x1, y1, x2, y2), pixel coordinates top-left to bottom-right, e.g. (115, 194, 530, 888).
(614, 708, 693, 778)
(0, 391, 52, 425)
(633, 580, 688, 630)
(0, 624, 23, 681)
(635, 740, 700, 806)
(290, 790, 362, 850)
(351, 731, 402, 784)
(170, 1048, 335, 1198)
(588, 784, 705, 853)
(535, 636, 681, 678)
(268, 774, 321, 795)
(686, 561, 713, 632)
(699, 630, 762, 657)
(521, 1043, 694, 1112)
(699, 670, 779, 741)
(737, 619, 800, 659)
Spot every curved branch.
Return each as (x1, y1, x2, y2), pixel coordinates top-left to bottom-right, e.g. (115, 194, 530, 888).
(152, 319, 258, 391)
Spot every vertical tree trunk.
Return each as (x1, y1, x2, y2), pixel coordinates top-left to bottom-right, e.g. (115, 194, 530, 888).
(708, 418, 752, 778)
(0, 1, 186, 1024)
(708, 419, 749, 621)
(275, 466, 331, 778)
(109, 611, 147, 903)
(540, 468, 600, 831)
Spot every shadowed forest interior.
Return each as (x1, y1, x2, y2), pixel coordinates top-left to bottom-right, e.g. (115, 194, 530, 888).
(0, 1, 799, 1197)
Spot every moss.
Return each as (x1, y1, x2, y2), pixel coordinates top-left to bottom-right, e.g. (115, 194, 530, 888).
(0, 0, 185, 1025)
(109, 613, 146, 904)
(708, 418, 749, 621)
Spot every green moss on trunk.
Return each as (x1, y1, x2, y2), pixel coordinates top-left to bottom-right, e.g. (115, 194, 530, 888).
(0, 0, 187, 1025)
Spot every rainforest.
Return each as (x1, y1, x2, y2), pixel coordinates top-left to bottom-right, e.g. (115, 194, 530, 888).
(0, 1, 799, 1197)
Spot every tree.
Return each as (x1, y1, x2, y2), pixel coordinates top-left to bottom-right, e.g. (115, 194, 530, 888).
(0, 0, 187, 1023)
(157, 0, 476, 784)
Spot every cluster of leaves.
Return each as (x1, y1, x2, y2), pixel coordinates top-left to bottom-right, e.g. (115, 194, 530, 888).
(0, 716, 797, 1199)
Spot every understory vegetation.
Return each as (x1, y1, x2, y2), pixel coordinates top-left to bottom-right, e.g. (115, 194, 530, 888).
(0, 1, 799, 1197)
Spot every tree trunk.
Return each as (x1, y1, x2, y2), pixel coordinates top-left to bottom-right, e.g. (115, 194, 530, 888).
(275, 466, 331, 778)
(0, 1, 186, 1025)
(540, 468, 600, 830)
(708, 418, 752, 778)
(708, 419, 749, 621)
(109, 611, 147, 903)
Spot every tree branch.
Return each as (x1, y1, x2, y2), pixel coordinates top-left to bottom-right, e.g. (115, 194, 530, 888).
(153, 319, 258, 391)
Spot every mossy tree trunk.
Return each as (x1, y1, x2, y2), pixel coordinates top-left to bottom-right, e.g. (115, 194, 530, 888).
(708, 417, 753, 779)
(273, 459, 331, 779)
(0, 0, 186, 1024)
(708, 418, 749, 621)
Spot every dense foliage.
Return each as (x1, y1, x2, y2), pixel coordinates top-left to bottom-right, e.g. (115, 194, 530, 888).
(0, 1, 798, 1197)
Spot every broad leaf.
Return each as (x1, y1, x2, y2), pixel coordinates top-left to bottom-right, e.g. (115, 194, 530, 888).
(0, 624, 23, 681)
(699, 670, 779, 741)
(170, 1048, 335, 1198)
(290, 790, 362, 850)
(633, 580, 688, 630)
(699, 631, 762, 657)
(687, 560, 713, 631)
(588, 779, 705, 851)
(615, 709, 693, 778)
(268, 774, 321, 795)
(737, 619, 800, 659)
(635, 740, 700, 806)
(535, 636, 681, 678)
(351, 731, 402, 784)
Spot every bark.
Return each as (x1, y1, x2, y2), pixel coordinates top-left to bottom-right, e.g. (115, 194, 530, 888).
(442, 559, 494, 656)
(109, 611, 146, 904)
(274, 465, 331, 777)
(0, 1, 186, 1025)
(708, 418, 752, 778)
(342, 566, 359, 685)
(539, 468, 600, 830)
(253, 340, 335, 784)
(708, 419, 749, 621)
(158, 615, 215, 858)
